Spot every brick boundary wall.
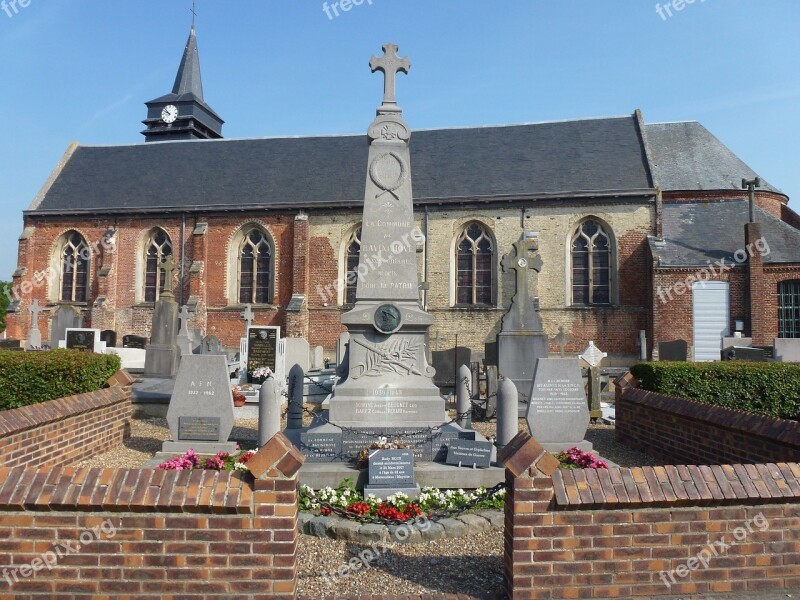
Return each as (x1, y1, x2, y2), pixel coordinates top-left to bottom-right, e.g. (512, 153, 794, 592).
(0, 371, 135, 471)
(501, 431, 800, 599)
(614, 376, 800, 465)
(0, 432, 304, 599)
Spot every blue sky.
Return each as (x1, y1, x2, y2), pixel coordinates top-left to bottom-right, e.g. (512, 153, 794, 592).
(0, 1, 798, 280)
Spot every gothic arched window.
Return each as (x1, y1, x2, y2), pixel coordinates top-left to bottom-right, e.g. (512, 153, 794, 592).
(144, 229, 173, 302)
(239, 227, 273, 304)
(60, 231, 90, 302)
(344, 227, 362, 305)
(571, 219, 611, 305)
(456, 223, 494, 306)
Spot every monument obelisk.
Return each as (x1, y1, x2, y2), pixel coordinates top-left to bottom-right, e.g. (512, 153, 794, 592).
(328, 43, 444, 430)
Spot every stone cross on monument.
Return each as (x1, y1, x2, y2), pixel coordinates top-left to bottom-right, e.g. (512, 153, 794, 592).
(554, 326, 579, 358)
(500, 236, 544, 331)
(370, 43, 411, 108)
(160, 255, 178, 297)
(178, 306, 192, 336)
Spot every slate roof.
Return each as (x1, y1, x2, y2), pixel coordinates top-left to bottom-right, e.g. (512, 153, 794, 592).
(30, 116, 654, 214)
(28, 115, 784, 215)
(645, 121, 782, 194)
(650, 200, 800, 266)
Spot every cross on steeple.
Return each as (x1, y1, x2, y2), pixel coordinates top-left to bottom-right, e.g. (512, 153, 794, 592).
(370, 43, 411, 107)
(190, 0, 197, 27)
(160, 255, 178, 296)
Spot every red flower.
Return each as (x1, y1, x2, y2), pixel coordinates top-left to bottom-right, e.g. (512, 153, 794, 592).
(320, 506, 332, 516)
(346, 502, 371, 516)
(237, 452, 256, 464)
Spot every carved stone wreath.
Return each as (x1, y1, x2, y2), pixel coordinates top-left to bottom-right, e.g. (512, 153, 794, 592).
(369, 152, 406, 201)
(352, 337, 421, 379)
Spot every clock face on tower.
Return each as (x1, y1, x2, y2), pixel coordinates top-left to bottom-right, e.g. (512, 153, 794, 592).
(161, 105, 179, 124)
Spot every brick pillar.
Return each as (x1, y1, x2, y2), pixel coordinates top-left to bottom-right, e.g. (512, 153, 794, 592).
(287, 213, 310, 338)
(91, 231, 118, 333)
(499, 430, 560, 599)
(746, 222, 766, 345)
(246, 432, 306, 597)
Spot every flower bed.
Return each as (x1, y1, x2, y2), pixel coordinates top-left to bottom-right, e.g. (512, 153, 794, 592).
(555, 447, 608, 469)
(157, 447, 256, 472)
(299, 478, 506, 522)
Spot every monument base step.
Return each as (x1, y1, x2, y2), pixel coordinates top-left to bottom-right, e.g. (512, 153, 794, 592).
(363, 484, 421, 500)
(537, 440, 593, 453)
(161, 441, 239, 454)
(298, 461, 505, 491)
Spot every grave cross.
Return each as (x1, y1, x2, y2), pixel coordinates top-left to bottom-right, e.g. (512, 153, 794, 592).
(27, 299, 43, 331)
(241, 304, 255, 330)
(501, 240, 544, 307)
(370, 43, 411, 106)
(178, 306, 193, 336)
(554, 326, 577, 358)
(160, 255, 178, 296)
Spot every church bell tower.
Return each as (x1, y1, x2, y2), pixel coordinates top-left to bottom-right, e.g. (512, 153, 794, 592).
(142, 25, 224, 142)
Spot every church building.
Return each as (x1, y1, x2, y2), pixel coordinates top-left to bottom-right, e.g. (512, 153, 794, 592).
(7, 26, 800, 374)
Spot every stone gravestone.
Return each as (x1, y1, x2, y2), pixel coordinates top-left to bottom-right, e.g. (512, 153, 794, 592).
(100, 330, 117, 348)
(311, 346, 325, 370)
(773, 338, 800, 362)
(26, 300, 43, 349)
(579, 341, 607, 422)
(200, 335, 225, 355)
(658, 339, 689, 362)
(336, 332, 350, 367)
(363, 448, 420, 499)
(246, 327, 280, 376)
(723, 336, 752, 350)
(0, 339, 22, 351)
(294, 45, 489, 469)
(123, 335, 148, 349)
(525, 358, 592, 452)
(497, 231, 549, 413)
(144, 255, 180, 378)
(445, 439, 493, 469)
(64, 328, 104, 353)
(285, 338, 311, 372)
(50, 305, 82, 349)
(176, 306, 195, 356)
(722, 346, 766, 362)
(162, 355, 237, 454)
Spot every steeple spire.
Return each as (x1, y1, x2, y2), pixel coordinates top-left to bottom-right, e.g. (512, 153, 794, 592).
(171, 25, 204, 101)
(141, 15, 224, 143)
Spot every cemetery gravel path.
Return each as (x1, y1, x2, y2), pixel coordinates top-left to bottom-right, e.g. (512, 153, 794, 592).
(79, 412, 662, 598)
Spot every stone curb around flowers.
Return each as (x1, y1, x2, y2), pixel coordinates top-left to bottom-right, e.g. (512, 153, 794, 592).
(298, 509, 504, 544)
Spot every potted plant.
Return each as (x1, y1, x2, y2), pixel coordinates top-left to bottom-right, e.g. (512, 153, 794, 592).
(249, 366, 273, 385)
(232, 386, 247, 407)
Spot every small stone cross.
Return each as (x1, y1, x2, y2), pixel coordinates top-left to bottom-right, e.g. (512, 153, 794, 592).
(27, 299, 43, 331)
(160, 255, 178, 295)
(370, 43, 411, 106)
(554, 326, 576, 358)
(241, 304, 255, 330)
(178, 306, 193, 335)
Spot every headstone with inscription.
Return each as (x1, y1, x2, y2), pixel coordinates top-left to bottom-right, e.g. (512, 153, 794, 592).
(525, 358, 592, 452)
(63, 328, 105, 353)
(50, 305, 82, 349)
(100, 330, 117, 348)
(0, 339, 22, 351)
(363, 449, 420, 499)
(246, 326, 280, 377)
(200, 335, 225, 356)
(311, 346, 325, 370)
(445, 440, 493, 469)
(162, 355, 237, 454)
(123, 335, 148, 349)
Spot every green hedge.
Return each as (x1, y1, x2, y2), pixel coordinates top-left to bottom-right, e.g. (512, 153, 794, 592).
(630, 362, 800, 421)
(0, 349, 121, 411)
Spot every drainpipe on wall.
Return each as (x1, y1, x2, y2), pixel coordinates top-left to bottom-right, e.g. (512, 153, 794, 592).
(180, 213, 186, 307)
(424, 206, 430, 311)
